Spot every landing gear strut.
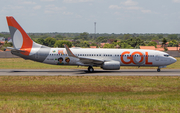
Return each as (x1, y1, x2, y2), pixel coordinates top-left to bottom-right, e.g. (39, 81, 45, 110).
(88, 66, 94, 72)
(157, 68, 161, 72)
(157, 66, 166, 72)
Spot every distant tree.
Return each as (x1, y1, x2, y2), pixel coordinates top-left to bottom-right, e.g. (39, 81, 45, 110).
(157, 34, 163, 39)
(151, 36, 159, 40)
(103, 44, 114, 48)
(40, 34, 50, 39)
(126, 38, 145, 48)
(44, 37, 56, 47)
(117, 41, 133, 49)
(73, 40, 80, 47)
(168, 34, 178, 40)
(73, 41, 90, 48)
(96, 36, 107, 43)
(162, 38, 167, 48)
(80, 41, 90, 48)
(168, 40, 178, 47)
(138, 36, 146, 41)
(148, 41, 157, 48)
(74, 36, 80, 40)
(79, 32, 89, 40)
(55, 34, 64, 40)
(164, 47, 168, 51)
(35, 38, 45, 45)
(90, 43, 98, 47)
(123, 34, 131, 40)
(135, 38, 145, 47)
(54, 40, 72, 48)
(114, 39, 117, 42)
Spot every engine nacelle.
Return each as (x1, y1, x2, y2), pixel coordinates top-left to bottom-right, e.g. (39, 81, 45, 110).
(101, 61, 120, 70)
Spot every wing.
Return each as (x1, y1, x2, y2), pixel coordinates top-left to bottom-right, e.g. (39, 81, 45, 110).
(78, 57, 104, 65)
(64, 44, 104, 66)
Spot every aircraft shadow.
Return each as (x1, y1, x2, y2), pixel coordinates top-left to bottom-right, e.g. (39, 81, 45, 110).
(3, 69, 178, 75)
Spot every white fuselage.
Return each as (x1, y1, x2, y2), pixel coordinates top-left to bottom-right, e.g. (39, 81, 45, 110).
(43, 48, 176, 67)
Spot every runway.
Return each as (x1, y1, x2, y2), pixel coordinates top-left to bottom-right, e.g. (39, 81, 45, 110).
(0, 69, 180, 76)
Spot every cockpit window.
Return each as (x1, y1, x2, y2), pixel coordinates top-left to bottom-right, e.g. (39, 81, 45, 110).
(164, 54, 169, 57)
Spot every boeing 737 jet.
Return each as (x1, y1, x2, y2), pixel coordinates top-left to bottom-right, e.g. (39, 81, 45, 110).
(6, 16, 177, 72)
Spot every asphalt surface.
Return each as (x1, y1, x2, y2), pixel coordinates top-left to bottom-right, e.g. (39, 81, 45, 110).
(0, 69, 179, 76)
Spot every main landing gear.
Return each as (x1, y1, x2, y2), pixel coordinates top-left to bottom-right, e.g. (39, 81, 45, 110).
(157, 68, 161, 72)
(88, 66, 94, 73)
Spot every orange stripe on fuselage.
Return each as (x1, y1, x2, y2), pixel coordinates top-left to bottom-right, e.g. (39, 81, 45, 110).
(6, 16, 33, 56)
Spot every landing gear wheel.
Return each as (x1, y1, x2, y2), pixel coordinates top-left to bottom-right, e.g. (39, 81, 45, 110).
(157, 68, 161, 72)
(88, 66, 94, 73)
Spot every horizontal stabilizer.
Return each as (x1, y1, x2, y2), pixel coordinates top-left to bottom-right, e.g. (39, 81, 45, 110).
(5, 47, 26, 52)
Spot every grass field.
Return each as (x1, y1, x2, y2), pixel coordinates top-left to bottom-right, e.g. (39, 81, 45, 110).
(0, 57, 180, 69)
(0, 58, 180, 112)
(0, 76, 179, 112)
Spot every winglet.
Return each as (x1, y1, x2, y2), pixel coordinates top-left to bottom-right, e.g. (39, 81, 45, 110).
(64, 44, 78, 58)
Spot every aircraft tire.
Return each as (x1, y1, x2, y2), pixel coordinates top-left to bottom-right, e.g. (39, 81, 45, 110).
(88, 66, 94, 72)
(157, 68, 161, 72)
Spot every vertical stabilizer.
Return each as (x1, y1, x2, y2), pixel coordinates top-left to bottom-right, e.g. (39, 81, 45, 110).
(6, 16, 40, 56)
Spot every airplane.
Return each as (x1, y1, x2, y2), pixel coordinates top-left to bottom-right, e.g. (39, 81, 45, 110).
(6, 16, 177, 72)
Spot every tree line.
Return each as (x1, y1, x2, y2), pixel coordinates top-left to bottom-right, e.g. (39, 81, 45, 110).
(0, 32, 180, 50)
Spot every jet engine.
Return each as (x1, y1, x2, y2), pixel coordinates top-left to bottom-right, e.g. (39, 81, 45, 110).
(101, 61, 120, 70)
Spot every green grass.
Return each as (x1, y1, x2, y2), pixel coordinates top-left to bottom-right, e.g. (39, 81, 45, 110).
(0, 58, 179, 112)
(0, 76, 179, 112)
(0, 57, 180, 69)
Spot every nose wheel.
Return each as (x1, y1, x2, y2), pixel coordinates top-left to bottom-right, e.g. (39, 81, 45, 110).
(88, 66, 94, 72)
(157, 68, 161, 72)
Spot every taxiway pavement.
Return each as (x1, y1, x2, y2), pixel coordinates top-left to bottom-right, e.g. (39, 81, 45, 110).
(0, 69, 179, 76)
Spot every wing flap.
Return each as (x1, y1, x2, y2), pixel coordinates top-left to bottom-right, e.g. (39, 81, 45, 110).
(79, 57, 104, 65)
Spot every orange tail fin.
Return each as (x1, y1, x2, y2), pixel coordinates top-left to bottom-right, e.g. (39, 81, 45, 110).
(6, 16, 33, 56)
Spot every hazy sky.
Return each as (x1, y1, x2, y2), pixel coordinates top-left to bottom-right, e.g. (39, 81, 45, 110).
(0, 0, 180, 33)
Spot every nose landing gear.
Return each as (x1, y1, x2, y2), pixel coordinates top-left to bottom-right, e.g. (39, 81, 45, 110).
(157, 66, 166, 72)
(88, 66, 94, 72)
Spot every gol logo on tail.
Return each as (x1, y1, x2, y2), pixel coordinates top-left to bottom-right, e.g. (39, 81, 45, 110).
(121, 51, 152, 65)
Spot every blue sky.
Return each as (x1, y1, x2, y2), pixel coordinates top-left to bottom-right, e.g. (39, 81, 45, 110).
(0, 0, 180, 33)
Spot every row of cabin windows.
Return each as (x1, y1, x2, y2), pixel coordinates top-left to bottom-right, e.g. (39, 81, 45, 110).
(50, 54, 68, 56)
(75, 54, 101, 56)
(122, 55, 155, 57)
(49, 54, 155, 57)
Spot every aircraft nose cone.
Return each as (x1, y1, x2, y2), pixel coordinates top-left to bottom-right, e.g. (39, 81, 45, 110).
(171, 57, 177, 64)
